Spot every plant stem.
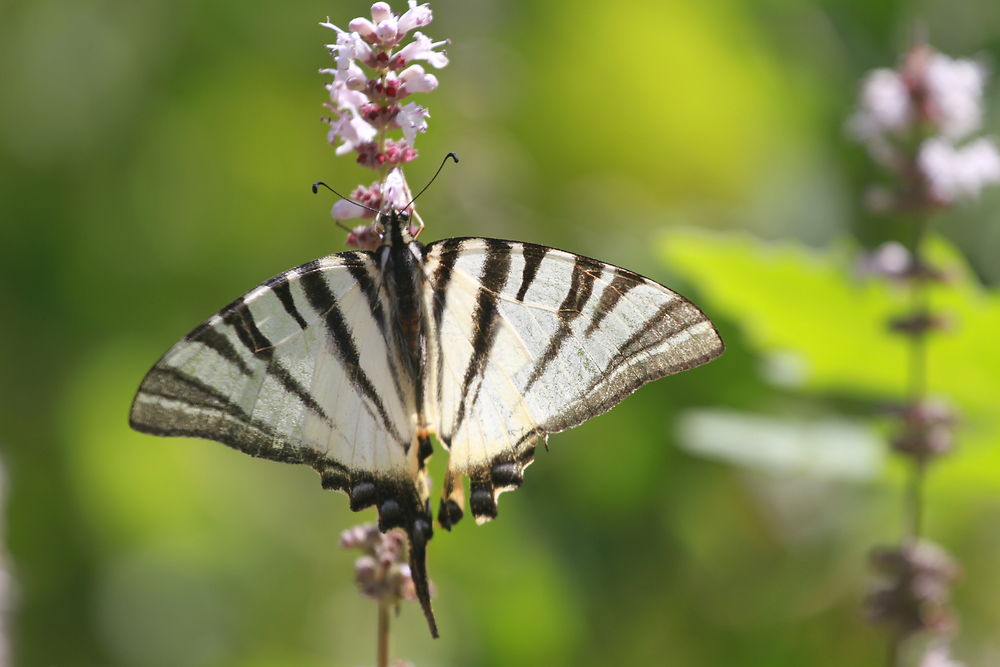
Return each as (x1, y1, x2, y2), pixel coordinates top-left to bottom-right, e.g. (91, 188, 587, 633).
(888, 632, 901, 667)
(885, 215, 932, 667)
(377, 600, 390, 667)
(904, 213, 930, 545)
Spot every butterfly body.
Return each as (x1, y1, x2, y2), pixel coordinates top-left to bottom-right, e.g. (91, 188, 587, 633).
(130, 211, 724, 637)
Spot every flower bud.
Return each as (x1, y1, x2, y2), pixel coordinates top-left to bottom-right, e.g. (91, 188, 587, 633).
(376, 17, 399, 42)
(371, 2, 393, 23)
(348, 17, 377, 37)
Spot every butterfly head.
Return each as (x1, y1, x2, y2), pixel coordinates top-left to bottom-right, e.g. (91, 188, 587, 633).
(378, 208, 418, 247)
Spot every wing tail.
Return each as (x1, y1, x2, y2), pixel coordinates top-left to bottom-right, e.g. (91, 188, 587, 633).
(357, 471, 439, 638)
(406, 515, 439, 638)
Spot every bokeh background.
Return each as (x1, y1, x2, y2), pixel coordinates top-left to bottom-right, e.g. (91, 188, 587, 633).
(2, 0, 1000, 665)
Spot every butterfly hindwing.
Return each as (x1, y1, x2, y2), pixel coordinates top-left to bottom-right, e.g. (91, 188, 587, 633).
(422, 237, 724, 524)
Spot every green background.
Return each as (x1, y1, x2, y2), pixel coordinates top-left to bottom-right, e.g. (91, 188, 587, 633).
(2, 0, 999, 665)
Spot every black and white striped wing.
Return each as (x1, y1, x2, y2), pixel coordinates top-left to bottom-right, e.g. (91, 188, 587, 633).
(423, 238, 724, 524)
(129, 252, 423, 497)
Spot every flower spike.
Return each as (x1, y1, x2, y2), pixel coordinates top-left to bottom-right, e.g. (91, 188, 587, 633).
(320, 1, 448, 245)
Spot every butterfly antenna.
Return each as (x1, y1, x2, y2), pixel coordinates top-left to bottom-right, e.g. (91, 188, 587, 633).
(311, 181, 380, 215)
(403, 152, 459, 210)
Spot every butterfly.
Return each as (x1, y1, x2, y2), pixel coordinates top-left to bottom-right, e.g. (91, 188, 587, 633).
(129, 208, 724, 636)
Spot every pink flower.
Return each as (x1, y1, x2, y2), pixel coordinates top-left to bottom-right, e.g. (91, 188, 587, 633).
(332, 201, 366, 220)
(382, 167, 413, 211)
(398, 2, 433, 35)
(345, 224, 383, 250)
(919, 136, 1000, 203)
(345, 2, 434, 48)
(318, 3, 447, 245)
(328, 108, 377, 155)
(395, 31, 449, 68)
(399, 64, 438, 94)
(925, 53, 987, 140)
(856, 241, 912, 280)
(325, 28, 374, 71)
(347, 17, 376, 38)
(321, 64, 369, 111)
(850, 68, 912, 138)
(375, 16, 399, 42)
(395, 102, 429, 143)
(370, 2, 393, 23)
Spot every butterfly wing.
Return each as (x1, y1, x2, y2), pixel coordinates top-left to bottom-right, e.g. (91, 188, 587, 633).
(131, 249, 446, 635)
(422, 238, 724, 525)
(130, 249, 434, 524)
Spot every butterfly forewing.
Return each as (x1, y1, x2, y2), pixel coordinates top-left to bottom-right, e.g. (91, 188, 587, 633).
(129, 252, 420, 484)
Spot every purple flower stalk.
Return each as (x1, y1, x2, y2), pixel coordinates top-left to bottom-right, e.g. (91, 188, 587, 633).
(341, 523, 422, 606)
(320, 1, 448, 250)
(341, 522, 426, 667)
(848, 41, 996, 667)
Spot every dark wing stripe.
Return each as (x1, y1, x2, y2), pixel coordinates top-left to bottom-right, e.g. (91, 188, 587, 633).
(515, 243, 548, 301)
(345, 259, 409, 412)
(538, 300, 717, 434)
(345, 261, 388, 343)
(617, 298, 689, 359)
(134, 367, 339, 466)
(431, 238, 463, 330)
(267, 361, 334, 424)
(190, 327, 254, 376)
(225, 300, 273, 357)
(452, 239, 512, 434)
(585, 298, 689, 395)
(584, 268, 640, 336)
(523, 255, 597, 393)
(138, 366, 252, 421)
(271, 280, 308, 330)
(219, 298, 335, 424)
(298, 265, 402, 443)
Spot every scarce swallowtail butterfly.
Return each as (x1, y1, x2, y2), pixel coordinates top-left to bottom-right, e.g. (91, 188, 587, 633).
(129, 208, 724, 637)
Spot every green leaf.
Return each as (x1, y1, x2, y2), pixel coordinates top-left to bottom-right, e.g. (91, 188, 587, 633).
(660, 230, 1000, 491)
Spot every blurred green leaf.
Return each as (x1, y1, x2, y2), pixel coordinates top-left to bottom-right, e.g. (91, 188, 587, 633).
(660, 229, 1000, 491)
(677, 409, 885, 480)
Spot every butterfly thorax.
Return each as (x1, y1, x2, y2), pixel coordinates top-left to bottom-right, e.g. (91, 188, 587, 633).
(377, 210, 428, 387)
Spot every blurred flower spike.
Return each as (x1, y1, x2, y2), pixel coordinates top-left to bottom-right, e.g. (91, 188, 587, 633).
(341, 523, 423, 605)
(320, 2, 448, 248)
(865, 541, 960, 640)
(849, 44, 1000, 208)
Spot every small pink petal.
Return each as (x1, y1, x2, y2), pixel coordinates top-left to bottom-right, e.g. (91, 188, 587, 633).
(398, 1, 433, 34)
(375, 17, 398, 42)
(370, 2, 393, 23)
(348, 17, 376, 37)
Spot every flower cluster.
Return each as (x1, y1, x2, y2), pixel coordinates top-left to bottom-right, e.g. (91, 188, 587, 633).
(340, 523, 421, 604)
(848, 42, 988, 666)
(850, 44, 1000, 208)
(320, 2, 448, 248)
(887, 399, 957, 462)
(865, 541, 959, 640)
(855, 240, 948, 284)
